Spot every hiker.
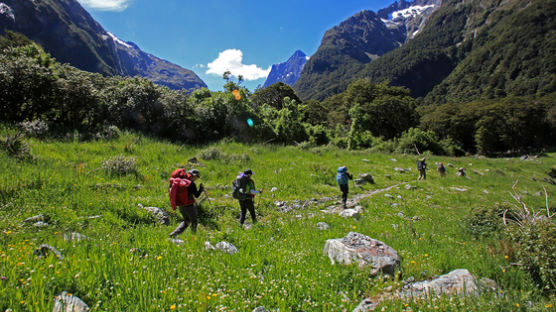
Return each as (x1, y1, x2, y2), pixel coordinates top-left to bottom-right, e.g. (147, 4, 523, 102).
(456, 167, 466, 177)
(233, 169, 261, 226)
(168, 169, 204, 236)
(336, 166, 353, 209)
(417, 157, 427, 181)
(437, 162, 447, 178)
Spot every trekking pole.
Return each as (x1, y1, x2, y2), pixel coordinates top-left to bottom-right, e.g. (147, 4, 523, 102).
(203, 188, 212, 205)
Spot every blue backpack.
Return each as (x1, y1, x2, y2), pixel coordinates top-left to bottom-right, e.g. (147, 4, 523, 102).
(336, 166, 349, 185)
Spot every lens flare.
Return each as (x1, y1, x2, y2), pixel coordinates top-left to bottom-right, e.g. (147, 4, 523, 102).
(247, 118, 254, 127)
(234, 94, 242, 100)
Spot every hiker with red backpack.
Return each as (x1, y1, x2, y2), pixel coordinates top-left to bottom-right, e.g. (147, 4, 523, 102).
(232, 169, 262, 227)
(168, 168, 204, 236)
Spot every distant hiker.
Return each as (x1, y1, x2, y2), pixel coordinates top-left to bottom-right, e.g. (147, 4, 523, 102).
(417, 157, 427, 181)
(457, 167, 466, 177)
(437, 162, 447, 178)
(336, 166, 353, 209)
(232, 169, 262, 226)
(168, 169, 204, 236)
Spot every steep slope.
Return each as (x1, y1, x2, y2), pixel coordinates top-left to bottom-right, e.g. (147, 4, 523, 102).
(0, 0, 206, 91)
(263, 50, 308, 87)
(294, 10, 406, 101)
(359, 0, 556, 102)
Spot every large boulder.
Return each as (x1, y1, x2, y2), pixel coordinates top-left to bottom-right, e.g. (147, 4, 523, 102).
(34, 244, 63, 260)
(323, 232, 400, 276)
(53, 292, 89, 312)
(205, 241, 238, 254)
(353, 269, 484, 311)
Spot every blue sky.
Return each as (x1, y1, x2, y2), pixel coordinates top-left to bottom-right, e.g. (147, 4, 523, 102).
(78, 0, 394, 91)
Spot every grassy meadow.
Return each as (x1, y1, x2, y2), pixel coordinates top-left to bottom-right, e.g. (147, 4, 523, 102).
(1, 128, 555, 311)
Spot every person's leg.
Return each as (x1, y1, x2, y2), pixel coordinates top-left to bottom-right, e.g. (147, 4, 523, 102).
(340, 184, 348, 207)
(169, 206, 190, 237)
(183, 205, 198, 233)
(246, 198, 257, 224)
(239, 200, 248, 225)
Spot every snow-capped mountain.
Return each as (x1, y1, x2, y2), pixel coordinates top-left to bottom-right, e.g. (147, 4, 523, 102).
(0, 0, 206, 91)
(263, 50, 309, 87)
(378, 0, 442, 40)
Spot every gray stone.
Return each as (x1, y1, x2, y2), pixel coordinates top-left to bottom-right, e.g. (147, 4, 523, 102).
(358, 174, 375, 184)
(405, 184, 415, 190)
(352, 298, 378, 312)
(397, 211, 405, 218)
(449, 187, 468, 192)
(170, 238, 184, 245)
(270, 187, 278, 192)
(52, 291, 89, 312)
(384, 194, 394, 198)
(396, 195, 402, 200)
(215, 241, 238, 254)
(24, 214, 49, 223)
(63, 232, 89, 242)
(252, 307, 269, 312)
(447, 163, 454, 168)
(138, 204, 169, 225)
(317, 222, 330, 230)
(362, 159, 370, 163)
(339, 209, 360, 218)
(394, 167, 406, 173)
(323, 232, 400, 276)
(33, 221, 49, 228)
(390, 158, 398, 162)
(34, 244, 63, 260)
(204, 241, 215, 251)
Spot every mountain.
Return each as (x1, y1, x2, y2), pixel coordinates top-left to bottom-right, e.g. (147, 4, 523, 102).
(263, 50, 308, 88)
(0, 0, 206, 91)
(294, 0, 442, 101)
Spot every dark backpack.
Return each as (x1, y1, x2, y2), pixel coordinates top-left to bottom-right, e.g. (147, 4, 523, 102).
(232, 175, 248, 199)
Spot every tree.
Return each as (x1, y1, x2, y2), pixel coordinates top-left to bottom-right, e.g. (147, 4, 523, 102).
(251, 82, 302, 110)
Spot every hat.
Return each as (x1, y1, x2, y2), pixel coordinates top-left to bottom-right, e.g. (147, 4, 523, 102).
(188, 169, 200, 177)
(244, 169, 253, 175)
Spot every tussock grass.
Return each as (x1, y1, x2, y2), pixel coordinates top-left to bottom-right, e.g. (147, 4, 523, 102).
(1, 129, 555, 310)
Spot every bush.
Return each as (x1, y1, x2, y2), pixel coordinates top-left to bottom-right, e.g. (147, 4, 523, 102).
(102, 155, 138, 176)
(96, 125, 121, 140)
(19, 119, 49, 138)
(305, 124, 330, 146)
(467, 204, 509, 238)
(0, 132, 31, 160)
(396, 128, 444, 154)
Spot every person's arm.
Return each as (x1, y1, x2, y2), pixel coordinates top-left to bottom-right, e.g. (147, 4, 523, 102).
(189, 182, 203, 198)
(347, 172, 353, 180)
(248, 180, 261, 194)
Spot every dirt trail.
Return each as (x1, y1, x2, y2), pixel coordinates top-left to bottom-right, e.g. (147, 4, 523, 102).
(326, 183, 404, 214)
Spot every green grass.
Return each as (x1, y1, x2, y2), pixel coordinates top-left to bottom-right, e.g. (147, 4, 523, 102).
(1, 130, 555, 311)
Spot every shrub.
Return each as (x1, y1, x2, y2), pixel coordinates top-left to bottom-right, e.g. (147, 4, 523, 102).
(19, 119, 49, 138)
(198, 148, 225, 161)
(96, 125, 121, 140)
(504, 182, 556, 294)
(102, 155, 138, 176)
(305, 124, 330, 146)
(396, 128, 443, 155)
(467, 203, 509, 238)
(0, 132, 31, 160)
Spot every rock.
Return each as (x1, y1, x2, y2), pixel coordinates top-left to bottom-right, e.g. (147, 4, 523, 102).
(472, 169, 484, 176)
(477, 277, 499, 293)
(63, 232, 89, 242)
(405, 184, 414, 190)
(390, 158, 398, 162)
(426, 195, 432, 200)
(482, 190, 489, 194)
(33, 221, 49, 228)
(384, 194, 394, 198)
(339, 209, 360, 218)
(188, 157, 198, 163)
(34, 244, 63, 259)
(270, 187, 278, 192)
(449, 187, 468, 192)
(548, 168, 556, 179)
(358, 174, 375, 184)
(169, 238, 184, 245)
(534, 191, 543, 196)
(323, 232, 400, 276)
(394, 167, 406, 173)
(396, 195, 402, 199)
(397, 269, 479, 299)
(53, 291, 89, 312)
(317, 222, 330, 230)
(252, 307, 269, 312)
(391, 203, 399, 207)
(392, 224, 399, 231)
(384, 174, 391, 179)
(353, 298, 378, 312)
(362, 159, 370, 163)
(215, 242, 238, 254)
(354, 178, 365, 186)
(138, 204, 169, 225)
(204, 241, 216, 251)
(397, 211, 405, 218)
(134, 184, 142, 190)
(24, 214, 49, 223)
(353, 269, 485, 311)
(520, 155, 529, 160)
(447, 163, 454, 168)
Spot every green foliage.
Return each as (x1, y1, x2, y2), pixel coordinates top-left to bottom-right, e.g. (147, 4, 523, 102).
(273, 97, 308, 144)
(467, 203, 509, 238)
(0, 131, 31, 160)
(395, 128, 443, 155)
(102, 155, 138, 177)
(251, 82, 302, 110)
(305, 124, 330, 146)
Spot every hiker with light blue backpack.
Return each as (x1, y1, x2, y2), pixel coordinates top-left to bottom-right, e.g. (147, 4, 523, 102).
(336, 166, 353, 209)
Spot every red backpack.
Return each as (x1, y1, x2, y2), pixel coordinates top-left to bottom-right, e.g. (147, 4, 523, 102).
(168, 169, 193, 210)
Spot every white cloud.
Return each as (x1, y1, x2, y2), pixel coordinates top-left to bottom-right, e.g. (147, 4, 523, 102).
(77, 0, 131, 11)
(206, 49, 270, 80)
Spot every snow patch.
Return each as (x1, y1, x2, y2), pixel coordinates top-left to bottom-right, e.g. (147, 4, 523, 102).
(107, 32, 133, 49)
(0, 2, 15, 21)
(390, 4, 435, 20)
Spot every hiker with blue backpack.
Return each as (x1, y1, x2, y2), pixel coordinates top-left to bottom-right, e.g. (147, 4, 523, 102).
(336, 166, 353, 209)
(232, 169, 262, 226)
